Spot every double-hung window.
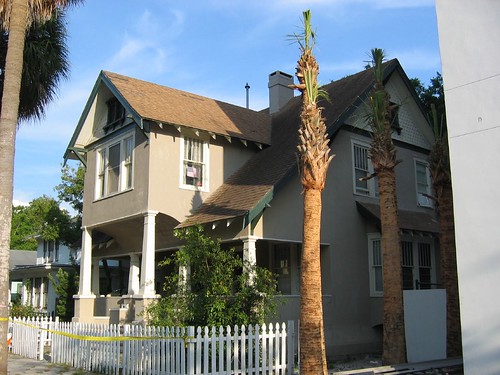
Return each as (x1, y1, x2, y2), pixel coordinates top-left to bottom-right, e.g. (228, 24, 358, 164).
(180, 135, 209, 191)
(96, 133, 134, 199)
(415, 159, 432, 207)
(352, 141, 378, 197)
(368, 235, 383, 296)
(368, 234, 436, 296)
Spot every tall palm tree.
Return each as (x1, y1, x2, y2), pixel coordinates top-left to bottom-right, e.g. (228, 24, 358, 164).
(367, 48, 406, 364)
(0, 1, 81, 372)
(428, 104, 462, 358)
(291, 10, 333, 375)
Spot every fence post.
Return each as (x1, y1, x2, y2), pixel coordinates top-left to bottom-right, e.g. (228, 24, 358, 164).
(186, 326, 195, 375)
(38, 317, 45, 360)
(287, 320, 295, 375)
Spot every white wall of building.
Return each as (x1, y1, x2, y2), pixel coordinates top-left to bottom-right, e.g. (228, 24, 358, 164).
(436, 1, 500, 373)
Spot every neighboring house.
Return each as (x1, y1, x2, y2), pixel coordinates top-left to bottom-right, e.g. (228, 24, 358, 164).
(9, 250, 37, 303)
(9, 238, 79, 316)
(65, 59, 439, 357)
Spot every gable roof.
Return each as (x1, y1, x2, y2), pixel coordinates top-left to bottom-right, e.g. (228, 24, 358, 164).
(177, 60, 403, 228)
(64, 71, 272, 161)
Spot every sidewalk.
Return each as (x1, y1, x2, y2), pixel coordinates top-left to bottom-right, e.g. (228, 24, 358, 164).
(8, 353, 96, 375)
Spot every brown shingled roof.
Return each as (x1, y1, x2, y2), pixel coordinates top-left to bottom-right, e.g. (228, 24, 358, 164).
(177, 61, 397, 228)
(103, 71, 271, 145)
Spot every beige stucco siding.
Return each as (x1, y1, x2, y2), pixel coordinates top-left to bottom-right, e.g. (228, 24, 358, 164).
(82, 126, 149, 226)
(147, 124, 259, 223)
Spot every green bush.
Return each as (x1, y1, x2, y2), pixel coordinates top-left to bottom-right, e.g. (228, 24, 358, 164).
(145, 226, 280, 327)
(9, 302, 43, 318)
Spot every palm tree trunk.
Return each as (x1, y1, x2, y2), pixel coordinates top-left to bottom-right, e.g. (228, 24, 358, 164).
(378, 169, 406, 364)
(300, 187, 327, 375)
(0, 0, 28, 371)
(438, 182, 462, 357)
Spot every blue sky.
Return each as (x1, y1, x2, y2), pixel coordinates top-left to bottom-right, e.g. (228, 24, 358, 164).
(13, 0, 441, 208)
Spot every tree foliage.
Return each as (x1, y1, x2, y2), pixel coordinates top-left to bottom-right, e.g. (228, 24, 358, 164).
(10, 195, 77, 249)
(48, 267, 78, 321)
(0, 10, 69, 122)
(145, 226, 279, 328)
(55, 163, 84, 217)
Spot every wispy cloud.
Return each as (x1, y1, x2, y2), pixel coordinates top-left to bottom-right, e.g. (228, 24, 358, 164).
(106, 9, 184, 79)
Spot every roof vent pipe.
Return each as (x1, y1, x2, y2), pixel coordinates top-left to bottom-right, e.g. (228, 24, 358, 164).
(245, 82, 250, 109)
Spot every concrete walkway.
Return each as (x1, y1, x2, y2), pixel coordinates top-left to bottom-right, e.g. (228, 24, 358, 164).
(9, 352, 463, 375)
(8, 354, 96, 375)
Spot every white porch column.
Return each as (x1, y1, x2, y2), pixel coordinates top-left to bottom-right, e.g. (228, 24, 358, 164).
(139, 211, 158, 296)
(91, 260, 100, 295)
(243, 235, 258, 284)
(128, 254, 140, 295)
(78, 227, 93, 296)
(179, 265, 191, 292)
(21, 278, 28, 305)
(40, 278, 45, 310)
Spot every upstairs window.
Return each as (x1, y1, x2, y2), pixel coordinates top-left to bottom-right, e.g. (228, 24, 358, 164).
(43, 240, 59, 263)
(352, 141, 378, 197)
(415, 159, 432, 207)
(104, 98, 125, 132)
(96, 134, 134, 199)
(180, 136, 209, 191)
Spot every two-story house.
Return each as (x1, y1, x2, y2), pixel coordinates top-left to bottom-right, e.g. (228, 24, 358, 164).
(65, 59, 438, 357)
(9, 239, 79, 316)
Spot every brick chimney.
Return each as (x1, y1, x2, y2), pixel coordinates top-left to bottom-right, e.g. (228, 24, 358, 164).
(268, 71, 294, 114)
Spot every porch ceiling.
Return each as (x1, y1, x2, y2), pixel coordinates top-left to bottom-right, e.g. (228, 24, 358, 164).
(91, 213, 181, 257)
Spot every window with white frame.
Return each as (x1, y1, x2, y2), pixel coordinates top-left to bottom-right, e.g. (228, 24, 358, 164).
(43, 240, 59, 263)
(415, 159, 432, 207)
(180, 135, 209, 191)
(96, 133, 134, 199)
(368, 234, 436, 296)
(352, 141, 378, 197)
(368, 235, 383, 296)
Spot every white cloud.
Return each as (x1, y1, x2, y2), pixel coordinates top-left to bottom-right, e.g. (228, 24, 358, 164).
(12, 199, 29, 207)
(105, 9, 185, 79)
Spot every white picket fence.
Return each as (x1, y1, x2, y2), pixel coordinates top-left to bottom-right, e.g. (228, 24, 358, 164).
(9, 316, 58, 360)
(10, 319, 296, 375)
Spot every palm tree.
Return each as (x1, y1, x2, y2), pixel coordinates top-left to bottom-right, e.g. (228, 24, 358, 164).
(0, 10, 70, 121)
(0, 1, 82, 372)
(428, 104, 462, 358)
(367, 48, 406, 364)
(291, 10, 333, 375)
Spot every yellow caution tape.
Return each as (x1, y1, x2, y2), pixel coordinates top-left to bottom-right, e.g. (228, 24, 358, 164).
(0, 317, 9, 321)
(10, 319, 193, 345)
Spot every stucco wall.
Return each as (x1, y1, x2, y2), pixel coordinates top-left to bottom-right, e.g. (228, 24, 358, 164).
(147, 124, 257, 223)
(436, 1, 500, 373)
(82, 126, 149, 226)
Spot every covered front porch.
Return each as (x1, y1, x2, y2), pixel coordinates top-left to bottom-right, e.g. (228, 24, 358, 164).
(73, 213, 319, 325)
